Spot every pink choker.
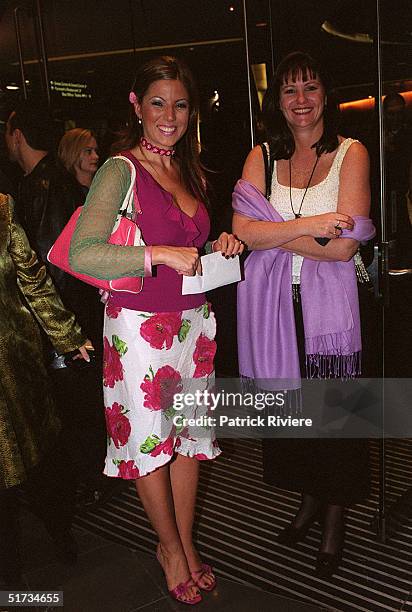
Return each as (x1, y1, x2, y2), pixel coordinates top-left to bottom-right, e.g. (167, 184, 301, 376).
(140, 137, 175, 157)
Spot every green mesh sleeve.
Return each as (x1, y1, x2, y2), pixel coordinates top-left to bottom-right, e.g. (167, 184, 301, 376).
(204, 240, 214, 254)
(69, 157, 146, 279)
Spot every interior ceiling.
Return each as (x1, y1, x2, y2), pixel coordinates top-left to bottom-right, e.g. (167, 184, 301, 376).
(323, 0, 412, 44)
(0, 0, 244, 62)
(0, 0, 410, 97)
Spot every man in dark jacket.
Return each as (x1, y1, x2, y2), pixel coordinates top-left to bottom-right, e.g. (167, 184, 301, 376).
(5, 102, 100, 333)
(5, 101, 113, 519)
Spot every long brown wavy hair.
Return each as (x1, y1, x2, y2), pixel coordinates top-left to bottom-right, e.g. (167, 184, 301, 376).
(112, 55, 207, 204)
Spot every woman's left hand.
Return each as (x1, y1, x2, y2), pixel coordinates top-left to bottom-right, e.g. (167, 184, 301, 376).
(73, 340, 94, 362)
(212, 232, 245, 258)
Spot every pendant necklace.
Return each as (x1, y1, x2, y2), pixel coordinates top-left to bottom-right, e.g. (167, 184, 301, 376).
(289, 154, 320, 219)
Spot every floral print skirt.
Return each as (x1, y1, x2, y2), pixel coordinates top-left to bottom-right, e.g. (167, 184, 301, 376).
(102, 301, 221, 479)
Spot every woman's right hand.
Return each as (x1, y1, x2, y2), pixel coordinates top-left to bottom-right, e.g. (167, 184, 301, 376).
(151, 246, 199, 276)
(300, 212, 354, 239)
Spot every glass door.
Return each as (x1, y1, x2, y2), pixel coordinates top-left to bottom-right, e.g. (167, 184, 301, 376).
(378, 0, 412, 542)
(242, 0, 412, 541)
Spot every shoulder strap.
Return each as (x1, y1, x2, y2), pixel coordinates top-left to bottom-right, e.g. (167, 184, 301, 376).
(111, 154, 141, 217)
(260, 143, 274, 200)
(334, 138, 358, 174)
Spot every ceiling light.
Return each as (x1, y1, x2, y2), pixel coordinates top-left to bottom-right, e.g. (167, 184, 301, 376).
(322, 0, 412, 45)
(6, 84, 19, 90)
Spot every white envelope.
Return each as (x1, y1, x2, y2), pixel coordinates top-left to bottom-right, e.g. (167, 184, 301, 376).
(181, 251, 241, 295)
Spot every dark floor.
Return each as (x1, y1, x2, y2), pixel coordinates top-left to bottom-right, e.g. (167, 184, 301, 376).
(0, 509, 325, 612)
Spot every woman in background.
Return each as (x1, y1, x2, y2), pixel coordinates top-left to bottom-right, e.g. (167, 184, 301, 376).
(58, 128, 99, 197)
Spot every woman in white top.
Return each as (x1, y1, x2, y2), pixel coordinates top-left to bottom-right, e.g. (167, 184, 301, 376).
(233, 51, 373, 578)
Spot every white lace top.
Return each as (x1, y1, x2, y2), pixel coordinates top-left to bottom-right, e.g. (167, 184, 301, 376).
(269, 138, 358, 284)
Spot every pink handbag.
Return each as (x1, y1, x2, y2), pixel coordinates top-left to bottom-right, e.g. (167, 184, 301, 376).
(47, 155, 144, 294)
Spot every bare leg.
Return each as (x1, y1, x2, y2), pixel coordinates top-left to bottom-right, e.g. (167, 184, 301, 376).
(135, 462, 200, 602)
(170, 454, 215, 589)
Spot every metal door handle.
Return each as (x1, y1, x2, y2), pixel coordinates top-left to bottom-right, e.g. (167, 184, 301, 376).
(14, 6, 28, 99)
(388, 269, 412, 276)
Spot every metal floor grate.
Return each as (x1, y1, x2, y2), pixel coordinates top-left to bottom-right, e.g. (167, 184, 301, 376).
(75, 439, 412, 612)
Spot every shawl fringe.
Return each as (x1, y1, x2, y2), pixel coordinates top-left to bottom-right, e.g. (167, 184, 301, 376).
(240, 375, 303, 416)
(306, 351, 362, 379)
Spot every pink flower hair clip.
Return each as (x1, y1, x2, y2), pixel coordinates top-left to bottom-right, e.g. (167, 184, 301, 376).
(129, 91, 137, 104)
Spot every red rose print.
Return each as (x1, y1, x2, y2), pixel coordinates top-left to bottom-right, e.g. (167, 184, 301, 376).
(140, 312, 182, 350)
(106, 302, 122, 319)
(193, 334, 217, 378)
(150, 432, 175, 457)
(105, 402, 131, 448)
(117, 460, 140, 479)
(140, 365, 183, 411)
(178, 426, 196, 442)
(103, 337, 124, 388)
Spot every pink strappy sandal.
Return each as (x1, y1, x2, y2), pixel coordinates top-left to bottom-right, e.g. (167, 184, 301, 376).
(156, 548, 202, 605)
(169, 579, 202, 605)
(191, 563, 217, 592)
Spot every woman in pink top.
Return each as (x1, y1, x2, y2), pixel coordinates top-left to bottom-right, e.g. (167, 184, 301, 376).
(70, 56, 243, 605)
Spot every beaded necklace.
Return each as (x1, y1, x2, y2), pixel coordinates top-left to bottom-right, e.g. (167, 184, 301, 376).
(140, 136, 175, 157)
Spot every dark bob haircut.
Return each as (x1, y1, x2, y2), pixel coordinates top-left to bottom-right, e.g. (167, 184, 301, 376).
(112, 55, 206, 204)
(262, 51, 340, 159)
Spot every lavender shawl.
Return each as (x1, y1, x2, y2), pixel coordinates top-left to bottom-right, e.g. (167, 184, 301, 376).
(233, 179, 376, 390)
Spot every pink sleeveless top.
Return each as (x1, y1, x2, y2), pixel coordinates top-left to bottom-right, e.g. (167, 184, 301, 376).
(108, 151, 209, 313)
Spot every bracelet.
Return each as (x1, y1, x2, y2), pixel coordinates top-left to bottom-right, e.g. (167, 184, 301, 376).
(144, 246, 153, 276)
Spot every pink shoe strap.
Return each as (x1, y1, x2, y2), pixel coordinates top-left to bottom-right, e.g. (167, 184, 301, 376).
(191, 563, 212, 577)
(170, 579, 201, 602)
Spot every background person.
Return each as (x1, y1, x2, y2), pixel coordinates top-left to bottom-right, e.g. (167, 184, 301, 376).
(58, 127, 99, 198)
(0, 192, 90, 585)
(5, 102, 100, 339)
(5, 101, 110, 510)
(382, 92, 412, 267)
(233, 51, 374, 578)
(70, 55, 243, 605)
